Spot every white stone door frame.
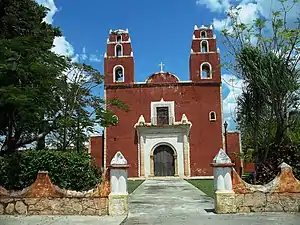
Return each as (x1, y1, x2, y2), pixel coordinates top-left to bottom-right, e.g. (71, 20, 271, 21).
(135, 115, 192, 178)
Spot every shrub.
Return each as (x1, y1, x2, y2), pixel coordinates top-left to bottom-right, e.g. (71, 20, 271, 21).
(0, 149, 101, 191)
(254, 143, 300, 184)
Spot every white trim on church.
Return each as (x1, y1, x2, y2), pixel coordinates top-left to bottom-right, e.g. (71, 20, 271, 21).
(134, 99, 192, 178)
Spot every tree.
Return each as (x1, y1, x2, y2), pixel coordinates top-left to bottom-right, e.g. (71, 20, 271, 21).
(220, 0, 300, 182)
(0, 0, 128, 154)
(47, 62, 128, 151)
(0, 0, 67, 154)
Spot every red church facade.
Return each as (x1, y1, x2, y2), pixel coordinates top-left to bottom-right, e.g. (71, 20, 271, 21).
(91, 25, 244, 178)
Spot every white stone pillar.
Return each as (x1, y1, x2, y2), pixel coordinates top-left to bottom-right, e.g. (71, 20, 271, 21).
(108, 151, 129, 216)
(211, 149, 236, 214)
(140, 135, 145, 177)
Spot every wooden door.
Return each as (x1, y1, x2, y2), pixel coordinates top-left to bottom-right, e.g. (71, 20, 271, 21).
(154, 145, 175, 176)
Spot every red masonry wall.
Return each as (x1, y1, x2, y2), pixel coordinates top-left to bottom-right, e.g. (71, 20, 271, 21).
(227, 132, 255, 174)
(90, 136, 103, 169)
(105, 83, 223, 177)
(227, 132, 242, 175)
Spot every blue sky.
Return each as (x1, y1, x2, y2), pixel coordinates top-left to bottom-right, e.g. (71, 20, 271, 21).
(51, 0, 229, 79)
(37, 0, 299, 131)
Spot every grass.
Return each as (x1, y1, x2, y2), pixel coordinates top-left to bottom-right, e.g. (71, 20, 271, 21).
(127, 180, 144, 194)
(187, 179, 214, 198)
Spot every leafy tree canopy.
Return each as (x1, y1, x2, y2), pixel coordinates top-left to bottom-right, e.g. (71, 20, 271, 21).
(0, 0, 128, 154)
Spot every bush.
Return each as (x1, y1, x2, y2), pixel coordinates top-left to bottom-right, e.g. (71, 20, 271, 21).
(0, 149, 101, 191)
(255, 143, 300, 184)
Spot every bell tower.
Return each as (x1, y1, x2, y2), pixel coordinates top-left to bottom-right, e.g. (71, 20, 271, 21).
(104, 29, 135, 85)
(189, 25, 221, 83)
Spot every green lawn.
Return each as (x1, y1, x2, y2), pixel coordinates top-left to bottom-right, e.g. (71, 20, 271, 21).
(127, 180, 144, 194)
(187, 179, 214, 198)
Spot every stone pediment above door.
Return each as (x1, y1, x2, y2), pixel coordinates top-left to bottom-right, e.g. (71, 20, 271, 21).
(134, 113, 192, 132)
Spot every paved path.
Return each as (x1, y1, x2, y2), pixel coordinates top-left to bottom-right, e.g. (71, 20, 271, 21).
(122, 179, 300, 225)
(0, 215, 126, 225)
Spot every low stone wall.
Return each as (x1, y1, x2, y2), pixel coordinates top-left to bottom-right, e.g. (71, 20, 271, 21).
(232, 163, 300, 213)
(0, 197, 108, 215)
(0, 171, 110, 215)
(212, 149, 300, 214)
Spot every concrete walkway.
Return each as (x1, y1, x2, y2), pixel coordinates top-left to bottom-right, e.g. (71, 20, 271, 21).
(122, 179, 300, 225)
(0, 215, 126, 225)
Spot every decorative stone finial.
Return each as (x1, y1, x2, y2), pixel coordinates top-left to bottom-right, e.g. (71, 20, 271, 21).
(104, 52, 107, 58)
(191, 49, 194, 53)
(137, 115, 145, 125)
(107, 38, 110, 43)
(131, 51, 134, 57)
(213, 34, 216, 39)
(193, 34, 196, 39)
(160, 98, 164, 102)
(279, 162, 292, 169)
(217, 48, 220, 53)
(210, 24, 213, 29)
(126, 28, 129, 33)
(194, 25, 198, 30)
(181, 114, 188, 124)
(109, 29, 112, 34)
(110, 151, 127, 165)
(128, 37, 131, 42)
(213, 149, 232, 164)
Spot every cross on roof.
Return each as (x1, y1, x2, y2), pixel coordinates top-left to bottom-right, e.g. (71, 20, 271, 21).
(159, 62, 165, 73)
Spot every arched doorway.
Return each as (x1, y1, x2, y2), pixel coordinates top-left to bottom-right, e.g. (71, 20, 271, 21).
(153, 145, 175, 176)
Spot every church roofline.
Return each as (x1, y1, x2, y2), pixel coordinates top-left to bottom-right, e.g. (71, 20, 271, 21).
(105, 81, 222, 89)
(145, 72, 181, 83)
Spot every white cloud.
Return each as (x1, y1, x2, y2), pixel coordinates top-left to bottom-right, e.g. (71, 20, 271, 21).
(73, 47, 102, 63)
(35, 0, 74, 58)
(212, 2, 259, 32)
(36, 1, 102, 64)
(36, 0, 57, 24)
(213, 17, 230, 31)
(81, 47, 88, 61)
(89, 54, 102, 63)
(196, 0, 231, 12)
(222, 74, 244, 129)
(238, 3, 259, 24)
(51, 36, 74, 57)
(209, 0, 299, 32)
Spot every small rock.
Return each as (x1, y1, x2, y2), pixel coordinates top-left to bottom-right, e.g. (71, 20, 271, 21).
(24, 198, 39, 205)
(15, 201, 27, 214)
(0, 204, 4, 214)
(73, 202, 83, 212)
(5, 203, 15, 214)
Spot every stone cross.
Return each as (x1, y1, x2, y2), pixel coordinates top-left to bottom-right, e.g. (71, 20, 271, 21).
(159, 62, 165, 72)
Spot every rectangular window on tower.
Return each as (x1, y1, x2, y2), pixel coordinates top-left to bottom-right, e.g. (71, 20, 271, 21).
(156, 107, 169, 125)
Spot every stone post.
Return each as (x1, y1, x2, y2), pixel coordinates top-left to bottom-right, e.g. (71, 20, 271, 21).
(211, 149, 236, 214)
(108, 151, 129, 216)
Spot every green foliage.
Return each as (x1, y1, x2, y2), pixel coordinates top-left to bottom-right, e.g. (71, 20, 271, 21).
(221, 0, 300, 183)
(0, 0, 129, 154)
(0, 0, 67, 153)
(254, 143, 300, 184)
(47, 62, 104, 151)
(233, 148, 254, 163)
(0, 149, 101, 191)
